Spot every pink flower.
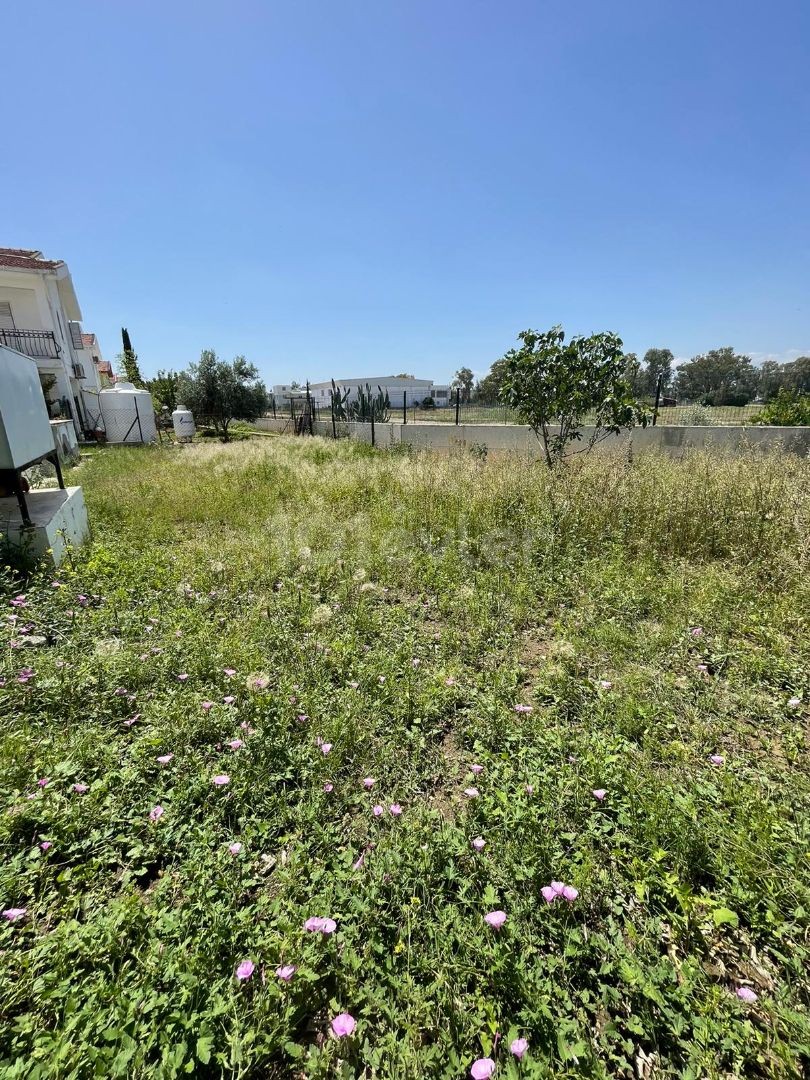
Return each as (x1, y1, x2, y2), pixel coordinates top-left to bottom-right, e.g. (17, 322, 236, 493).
(10, 594, 27, 608)
(114, 687, 128, 697)
(735, 986, 758, 1003)
(227, 739, 244, 750)
(444, 677, 456, 686)
(176, 673, 189, 682)
(156, 754, 174, 764)
(389, 803, 402, 816)
(123, 715, 139, 727)
(240, 722, 255, 734)
(514, 704, 532, 714)
(304, 916, 337, 934)
(250, 676, 270, 691)
(541, 885, 557, 903)
(2, 907, 27, 922)
(40, 841, 52, 851)
(690, 626, 704, 637)
(599, 680, 612, 690)
(51, 581, 63, 588)
(276, 964, 296, 982)
(297, 713, 309, 723)
(592, 788, 606, 801)
(472, 837, 486, 852)
(471, 1058, 496, 1079)
(464, 787, 479, 798)
(787, 696, 800, 708)
(37, 778, 49, 788)
(17, 668, 35, 683)
(510, 1037, 528, 1060)
(373, 805, 384, 817)
(525, 784, 534, 794)
(77, 594, 89, 607)
(72, 782, 89, 793)
(331, 1012, 356, 1038)
(562, 885, 579, 901)
(223, 695, 235, 705)
(212, 774, 231, 786)
(323, 782, 334, 793)
(149, 805, 164, 822)
(709, 754, 725, 766)
(363, 777, 376, 789)
(470, 764, 484, 775)
(228, 842, 243, 855)
(201, 701, 214, 711)
(235, 960, 254, 981)
(320, 743, 333, 755)
(542, 880, 578, 903)
(484, 910, 507, 929)
(224, 668, 236, 677)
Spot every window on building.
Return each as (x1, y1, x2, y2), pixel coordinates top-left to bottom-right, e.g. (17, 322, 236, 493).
(69, 321, 84, 350)
(435, 389, 448, 398)
(0, 301, 15, 330)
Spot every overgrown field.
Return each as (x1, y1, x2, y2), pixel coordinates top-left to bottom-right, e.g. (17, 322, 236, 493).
(1, 438, 809, 1079)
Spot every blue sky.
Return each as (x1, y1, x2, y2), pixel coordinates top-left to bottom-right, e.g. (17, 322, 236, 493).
(4, 0, 808, 384)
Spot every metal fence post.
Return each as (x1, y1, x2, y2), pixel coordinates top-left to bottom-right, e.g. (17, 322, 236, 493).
(652, 373, 662, 427)
(272, 396, 276, 419)
(455, 388, 461, 425)
(403, 390, 407, 425)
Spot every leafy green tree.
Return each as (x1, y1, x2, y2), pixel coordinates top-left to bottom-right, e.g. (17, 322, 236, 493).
(641, 348, 674, 397)
(145, 370, 180, 412)
(675, 347, 758, 406)
(783, 356, 810, 394)
(497, 326, 647, 467)
(475, 357, 512, 403)
(451, 366, 475, 403)
(393, 373, 414, 379)
(178, 350, 268, 441)
(119, 327, 145, 386)
(757, 360, 784, 401)
(752, 389, 810, 426)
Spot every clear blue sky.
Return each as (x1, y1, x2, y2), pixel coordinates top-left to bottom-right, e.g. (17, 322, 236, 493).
(4, 0, 808, 384)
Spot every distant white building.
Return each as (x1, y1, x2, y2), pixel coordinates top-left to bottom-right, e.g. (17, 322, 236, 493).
(0, 248, 108, 437)
(307, 375, 452, 408)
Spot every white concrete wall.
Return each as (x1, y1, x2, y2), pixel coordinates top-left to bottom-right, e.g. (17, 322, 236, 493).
(252, 417, 810, 456)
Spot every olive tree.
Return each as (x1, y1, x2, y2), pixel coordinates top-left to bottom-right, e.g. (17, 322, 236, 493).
(498, 326, 647, 467)
(178, 350, 268, 441)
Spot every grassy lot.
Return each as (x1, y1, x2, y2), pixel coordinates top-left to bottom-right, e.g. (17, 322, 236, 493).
(1, 438, 809, 1079)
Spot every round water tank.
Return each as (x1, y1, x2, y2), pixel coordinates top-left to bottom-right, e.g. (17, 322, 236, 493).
(172, 406, 196, 441)
(99, 383, 157, 444)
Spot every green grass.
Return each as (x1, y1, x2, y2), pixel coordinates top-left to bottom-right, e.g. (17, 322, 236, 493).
(1, 438, 809, 1079)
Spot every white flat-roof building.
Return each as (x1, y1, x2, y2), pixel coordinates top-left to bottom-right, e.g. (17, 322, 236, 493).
(308, 375, 451, 407)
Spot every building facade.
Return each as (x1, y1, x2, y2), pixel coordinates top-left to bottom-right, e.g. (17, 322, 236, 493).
(0, 248, 107, 437)
(307, 375, 452, 408)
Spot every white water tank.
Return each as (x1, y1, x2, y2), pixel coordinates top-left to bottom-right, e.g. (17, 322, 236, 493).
(171, 406, 195, 441)
(99, 383, 157, 445)
(0, 346, 56, 469)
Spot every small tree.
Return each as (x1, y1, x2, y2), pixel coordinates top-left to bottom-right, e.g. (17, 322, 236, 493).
(145, 369, 180, 412)
(119, 327, 145, 386)
(498, 326, 647, 467)
(178, 350, 268, 441)
(452, 366, 474, 403)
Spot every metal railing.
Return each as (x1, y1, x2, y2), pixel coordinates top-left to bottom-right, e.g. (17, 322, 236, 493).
(0, 327, 61, 358)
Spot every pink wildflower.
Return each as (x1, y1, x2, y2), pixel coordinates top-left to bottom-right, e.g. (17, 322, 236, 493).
(149, 805, 164, 822)
(389, 803, 402, 816)
(599, 680, 613, 690)
(510, 1037, 528, 1060)
(471, 1058, 496, 1079)
(444, 677, 456, 686)
(72, 783, 89, 793)
(320, 742, 333, 755)
(323, 782, 334, 793)
(227, 739, 244, 750)
(201, 701, 214, 711)
(514, 704, 532, 713)
(156, 754, 174, 764)
(276, 964, 296, 982)
(223, 695, 235, 704)
(363, 777, 376, 789)
(525, 784, 534, 794)
(787, 696, 800, 708)
(235, 960, 254, 981)
(373, 805, 384, 817)
(484, 910, 507, 929)
(224, 668, 236, 676)
(2, 908, 27, 922)
(464, 787, 479, 798)
(709, 754, 725, 766)
(212, 774, 231, 786)
(37, 778, 49, 788)
(228, 842, 243, 855)
(40, 841, 52, 851)
(472, 837, 486, 852)
(592, 788, 606, 801)
(331, 1013, 356, 1038)
(690, 626, 704, 637)
(304, 916, 337, 934)
(470, 764, 484, 775)
(736, 986, 758, 1003)
(18, 668, 35, 683)
(176, 673, 189, 682)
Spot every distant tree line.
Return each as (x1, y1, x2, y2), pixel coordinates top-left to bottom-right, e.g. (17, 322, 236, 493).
(472, 347, 809, 407)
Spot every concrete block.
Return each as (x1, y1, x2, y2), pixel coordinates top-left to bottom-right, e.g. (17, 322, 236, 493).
(0, 486, 89, 566)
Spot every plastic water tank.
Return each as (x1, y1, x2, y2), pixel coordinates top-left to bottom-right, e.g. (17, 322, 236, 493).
(99, 383, 157, 444)
(171, 406, 196, 441)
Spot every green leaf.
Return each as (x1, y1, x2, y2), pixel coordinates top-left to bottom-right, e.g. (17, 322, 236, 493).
(712, 907, 739, 928)
(195, 1037, 213, 1064)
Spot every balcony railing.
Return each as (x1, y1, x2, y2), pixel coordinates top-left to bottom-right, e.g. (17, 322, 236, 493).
(0, 327, 61, 359)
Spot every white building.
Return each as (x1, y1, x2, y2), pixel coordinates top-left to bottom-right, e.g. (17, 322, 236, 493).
(307, 375, 452, 408)
(0, 248, 108, 437)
